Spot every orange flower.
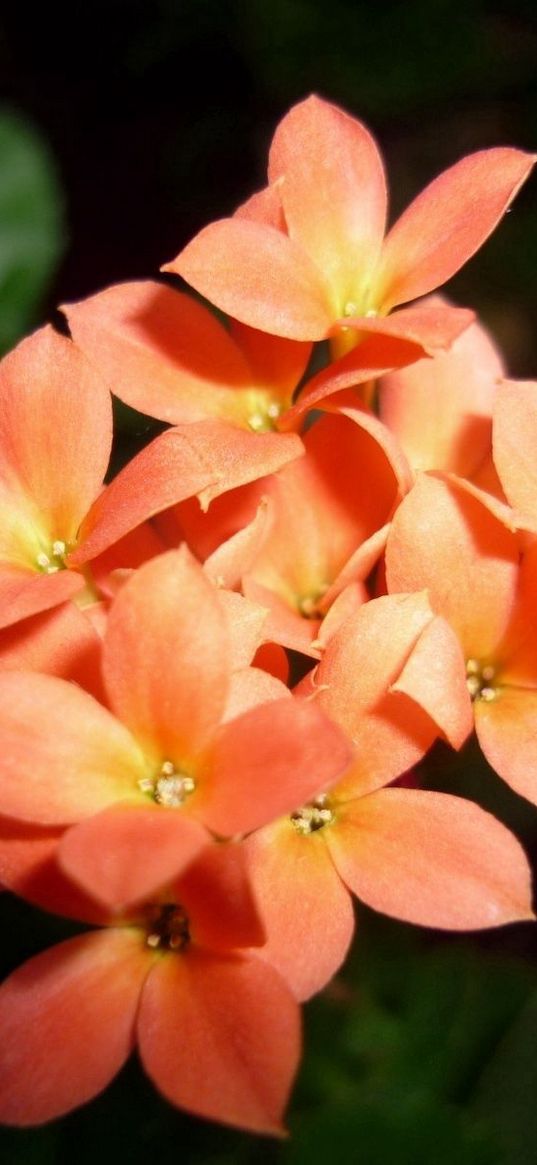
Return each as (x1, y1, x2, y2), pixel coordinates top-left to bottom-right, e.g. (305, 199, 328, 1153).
(168, 95, 533, 350)
(0, 548, 352, 909)
(0, 844, 300, 1135)
(244, 593, 533, 1000)
(386, 472, 537, 805)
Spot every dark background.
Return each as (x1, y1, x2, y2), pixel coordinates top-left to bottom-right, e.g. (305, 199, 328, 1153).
(1, 0, 537, 370)
(1, 3, 537, 1162)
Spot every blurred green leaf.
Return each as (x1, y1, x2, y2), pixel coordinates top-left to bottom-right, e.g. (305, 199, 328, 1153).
(474, 987, 537, 1165)
(0, 109, 64, 354)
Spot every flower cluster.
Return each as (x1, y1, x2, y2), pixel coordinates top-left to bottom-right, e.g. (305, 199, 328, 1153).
(0, 94, 535, 1136)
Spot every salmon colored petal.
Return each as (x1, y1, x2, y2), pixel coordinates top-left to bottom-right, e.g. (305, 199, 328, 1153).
(304, 593, 439, 794)
(245, 819, 354, 1000)
(379, 310, 504, 476)
(0, 816, 106, 923)
(242, 579, 321, 655)
(327, 789, 534, 928)
(73, 421, 303, 565)
(0, 602, 104, 698)
(165, 217, 334, 340)
(318, 525, 390, 613)
(283, 332, 424, 426)
(0, 565, 84, 630)
(201, 698, 352, 836)
(0, 326, 113, 542)
(386, 474, 519, 657)
(215, 590, 269, 669)
(203, 498, 273, 591)
(177, 841, 266, 951)
(0, 672, 146, 824)
(313, 591, 433, 736)
(103, 548, 229, 764)
(493, 380, 537, 524)
(268, 95, 386, 302)
(234, 182, 287, 229)
(498, 542, 537, 686)
(475, 688, 537, 806)
(378, 148, 535, 308)
(138, 947, 300, 1135)
(392, 614, 473, 748)
(336, 301, 474, 354)
(59, 805, 210, 912)
(0, 928, 149, 1126)
(229, 319, 312, 396)
(223, 667, 290, 723)
(313, 581, 368, 651)
(64, 281, 261, 426)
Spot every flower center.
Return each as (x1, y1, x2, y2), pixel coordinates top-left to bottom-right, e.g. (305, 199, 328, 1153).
(247, 399, 283, 433)
(145, 903, 190, 952)
(291, 793, 334, 836)
(297, 584, 329, 619)
(35, 539, 68, 574)
(466, 659, 498, 702)
(138, 760, 196, 807)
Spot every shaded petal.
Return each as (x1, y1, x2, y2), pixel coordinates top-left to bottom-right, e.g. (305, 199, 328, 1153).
(392, 614, 473, 748)
(178, 841, 266, 951)
(71, 422, 303, 564)
(103, 548, 229, 765)
(268, 95, 386, 302)
(493, 379, 537, 524)
(284, 332, 425, 426)
(245, 819, 354, 1000)
(59, 805, 210, 912)
(335, 301, 474, 354)
(229, 319, 312, 397)
(64, 281, 260, 426)
(0, 325, 113, 541)
(0, 672, 146, 824)
(138, 947, 300, 1135)
(201, 698, 353, 836)
(0, 815, 106, 923)
(386, 474, 519, 657)
(0, 929, 149, 1126)
(475, 687, 537, 806)
(165, 218, 334, 340)
(0, 565, 84, 630)
(327, 789, 534, 928)
(223, 667, 290, 722)
(377, 148, 536, 307)
(0, 602, 105, 700)
(379, 310, 504, 477)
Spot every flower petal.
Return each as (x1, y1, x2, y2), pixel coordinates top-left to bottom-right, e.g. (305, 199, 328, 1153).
(165, 217, 334, 340)
(138, 947, 300, 1136)
(378, 148, 536, 307)
(245, 819, 354, 1000)
(327, 789, 534, 928)
(0, 671, 146, 824)
(0, 929, 149, 1125)
(201, 697, 353, 836)
(59, 805, 210, 912)
(103, 548, 229, 765)
(268, 95, 387, 304)
(64, 281, 259, 425)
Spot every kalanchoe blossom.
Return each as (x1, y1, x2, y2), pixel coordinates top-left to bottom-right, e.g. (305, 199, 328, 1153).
(244, 592, 533, 1001)
(0, 844, 301, 1135)
(0, 548, 352, 909)
(386, 472, 537, 806)
(168, 94, 534, 350)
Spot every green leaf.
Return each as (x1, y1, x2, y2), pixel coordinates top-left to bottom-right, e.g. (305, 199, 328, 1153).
(0, 109, 64, 354)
